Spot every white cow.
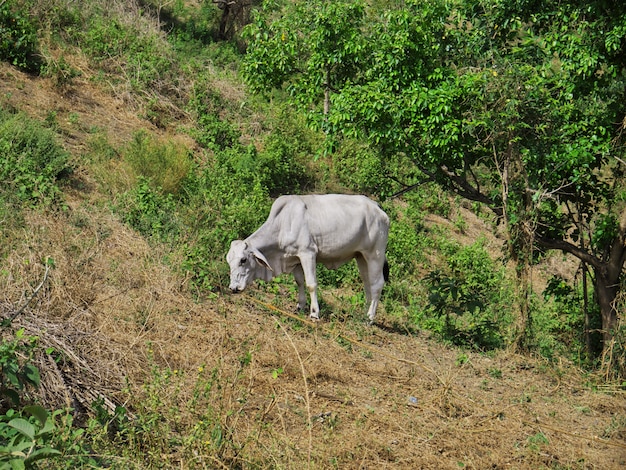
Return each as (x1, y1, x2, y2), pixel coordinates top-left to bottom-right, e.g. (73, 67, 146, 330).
(227, 194, 390, 324)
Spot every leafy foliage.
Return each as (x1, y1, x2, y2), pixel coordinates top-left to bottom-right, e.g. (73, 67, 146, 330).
(0, 0, 40, 72)
(0, 108, 70, 206)
(182, 159, 272, 291)
(119, 177, 181, 243)
(0, 327, 68, 469)
(242, 0, 368, 126)
(0, 406, 61, 469)
(188, 83, 242, 151)
(0, 329, 40, 410)
(422, 239, 513, 350)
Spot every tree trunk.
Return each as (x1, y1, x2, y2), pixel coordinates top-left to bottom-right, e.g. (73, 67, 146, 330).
(499, 139, 533, 351)
(595, 269, 618, 347)
(598, 208, 626, 347)
(581, 262, 593, 356)
(218, 4, 231, 40)
(537, 207, 626, 355)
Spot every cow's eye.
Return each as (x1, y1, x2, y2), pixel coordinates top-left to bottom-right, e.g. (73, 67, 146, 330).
(240, 257, 247, 266)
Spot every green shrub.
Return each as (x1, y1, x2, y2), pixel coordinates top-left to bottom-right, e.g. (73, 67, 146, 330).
(531, 275, 595, 361)
(257, 130, 312, 195)
(332, 141, 393, 196)
(179, 152, 274, 291)
(0, 329, 40, 410)
(383, 196, 429, 278)
(0, 327, 97, 469)
(194, 110, 241, 151)
(187, 80, 244, 151)
(421, 238, 514, 350)
(0, 406, 62, 468)
(0, 108, 70, 206)
(167, 0, 218, 45)
(0, 327, 60, 467)
(119, 177, 180, 243)
(0, 0, 40, 72)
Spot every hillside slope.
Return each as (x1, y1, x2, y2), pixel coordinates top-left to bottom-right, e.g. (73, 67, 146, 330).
(0, 28, 624, 470)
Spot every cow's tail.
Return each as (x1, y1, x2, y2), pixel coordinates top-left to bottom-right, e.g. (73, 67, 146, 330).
(383, 258, 389, 282)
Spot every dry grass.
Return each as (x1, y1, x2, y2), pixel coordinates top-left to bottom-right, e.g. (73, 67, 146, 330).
(2, 207, 625, 468)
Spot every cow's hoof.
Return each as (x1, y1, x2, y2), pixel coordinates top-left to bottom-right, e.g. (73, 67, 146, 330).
(309, 316, 320, 322)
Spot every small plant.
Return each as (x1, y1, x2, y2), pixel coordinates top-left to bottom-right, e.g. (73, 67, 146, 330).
(0, 327, 85, 469)
(188, 85, 241, 151)
(0, 405, 61, 468)
(0, 0, 41, 72)
(0, 329, 40, 409)
(41, 55, 81, 90)
(119, 177, 180, 243)
(0, 108, 70, 206)
(525, 431, 549, 452)
(455, 353, 469, 366)
(453, 214, 467, 233)
(421, 239, 513, 350)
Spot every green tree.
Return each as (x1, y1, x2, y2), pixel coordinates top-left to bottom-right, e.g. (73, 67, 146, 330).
(243, 0, 367, 123)
(243, 0, 626, 357)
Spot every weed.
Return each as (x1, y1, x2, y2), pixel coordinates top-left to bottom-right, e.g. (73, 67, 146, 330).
(0, 329, 40, 410)
(422, 238, 514, 350)
(0, 107, 70, 206)
(525, 431, 549, 452)
(119, 177, 180, 243)
(455, 353, 469, 366)
(0, 1, 41, 72)
(0, 406, 61, 468)
(41, 55, 81, 90)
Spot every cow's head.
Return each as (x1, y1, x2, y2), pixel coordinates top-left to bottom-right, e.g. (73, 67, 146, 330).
(226, 240, 272, 293)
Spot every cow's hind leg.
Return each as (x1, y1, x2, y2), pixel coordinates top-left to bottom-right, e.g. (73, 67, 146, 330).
(298, 254, 320, 320)
(365, 258, 386, 325)
(292, 264, 307, 311)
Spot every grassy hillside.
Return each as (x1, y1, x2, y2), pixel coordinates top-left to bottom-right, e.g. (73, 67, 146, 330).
(0, 0, 624, 468)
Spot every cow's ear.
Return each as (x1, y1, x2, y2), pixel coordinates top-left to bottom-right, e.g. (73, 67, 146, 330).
(252, 249, 273, 271)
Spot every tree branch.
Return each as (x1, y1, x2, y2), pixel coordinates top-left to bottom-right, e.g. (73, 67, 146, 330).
(535, 235, 603, 271)
(439, 164, 503, 217)
(5, 260, 51, 326)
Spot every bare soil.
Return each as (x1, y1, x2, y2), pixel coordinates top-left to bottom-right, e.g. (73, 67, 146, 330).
(1, 62, 625, 469)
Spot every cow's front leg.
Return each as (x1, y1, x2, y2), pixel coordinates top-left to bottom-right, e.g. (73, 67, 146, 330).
(299, 255, 319, 320)
(292, 264, 307, 311)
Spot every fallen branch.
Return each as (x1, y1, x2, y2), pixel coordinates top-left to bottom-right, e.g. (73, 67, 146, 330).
(4, 258, 51, 326)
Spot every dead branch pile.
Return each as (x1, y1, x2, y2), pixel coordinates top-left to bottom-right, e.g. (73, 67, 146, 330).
(1, 299, 125, 420)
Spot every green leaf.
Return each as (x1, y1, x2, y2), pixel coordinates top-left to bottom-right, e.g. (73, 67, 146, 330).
(22, 364, 40, 388)
(8, 418, 35, 441)
(8, 458, 26, 470)
(23, 405, 48, 427)
(1, 388, 20, 406)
